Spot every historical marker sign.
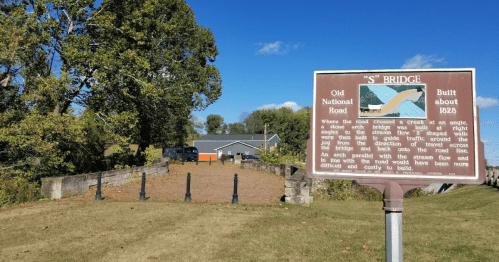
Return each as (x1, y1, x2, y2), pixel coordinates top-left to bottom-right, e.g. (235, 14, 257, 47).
(307, 69, 485, 187)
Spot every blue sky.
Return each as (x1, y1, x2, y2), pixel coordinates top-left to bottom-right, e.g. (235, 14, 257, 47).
(184, 0, 499, 165)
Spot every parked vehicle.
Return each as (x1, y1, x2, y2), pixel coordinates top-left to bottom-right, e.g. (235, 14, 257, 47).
(163, 146, 199, 161)
(236, 152, 246, 160)
(244, 155, 259, 160)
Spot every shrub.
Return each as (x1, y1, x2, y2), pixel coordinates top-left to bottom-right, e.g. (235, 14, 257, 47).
(220, 154, 230, 162)
(256, 148, 305, 168)
(105, 143, 138, 170)
(0, 175, 41, 207)
(404, 188, 429, 198)
(256, 148, 282, 164)
(318, 179, 382, 201)
(144, 145, 162, 166)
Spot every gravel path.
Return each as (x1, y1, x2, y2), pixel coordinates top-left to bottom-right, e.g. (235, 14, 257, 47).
(70, 162, 286, 204)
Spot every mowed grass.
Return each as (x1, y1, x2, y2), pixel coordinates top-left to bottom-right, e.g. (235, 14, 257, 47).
(1, 185, 499, 261)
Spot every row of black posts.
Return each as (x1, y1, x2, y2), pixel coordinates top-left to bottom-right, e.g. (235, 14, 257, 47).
(95, 171, 238, 204)
(182, 156, 222, 166)
(184, 172, 237, 204)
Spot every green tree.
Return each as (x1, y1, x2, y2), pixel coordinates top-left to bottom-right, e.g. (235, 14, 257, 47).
(244, 107, 310, 156)
(86, 0, 222, 156)
(228, 122, 246, 134)
(186, 115, 205, 139)
(244, 112, 264, 134)
(221, 123, 228, 134)
(0, 0, 98, 180)
(279, 107, 310, 155)
(206, 114, 224, 134)
(1, 0, 222, 177)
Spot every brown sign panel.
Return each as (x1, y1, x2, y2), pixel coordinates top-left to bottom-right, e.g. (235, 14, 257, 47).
(307, 69, 485, 187)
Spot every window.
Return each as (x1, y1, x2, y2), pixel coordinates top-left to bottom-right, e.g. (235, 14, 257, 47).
(228, 151, 231, 155)
(245, 151, 249, 154)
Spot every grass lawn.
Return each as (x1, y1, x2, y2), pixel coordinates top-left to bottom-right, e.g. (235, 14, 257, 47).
(1, 185, 498, 261)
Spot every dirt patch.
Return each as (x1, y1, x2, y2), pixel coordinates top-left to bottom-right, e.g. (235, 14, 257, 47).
(69, 162, 286, 204)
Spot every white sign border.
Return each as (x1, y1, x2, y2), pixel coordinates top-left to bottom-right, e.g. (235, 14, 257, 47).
(312, 68, 478, 181)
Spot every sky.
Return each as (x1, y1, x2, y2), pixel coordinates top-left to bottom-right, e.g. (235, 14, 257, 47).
(183, 0, 499, 165)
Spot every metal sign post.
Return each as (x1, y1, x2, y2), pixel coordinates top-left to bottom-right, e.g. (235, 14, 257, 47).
(307, 69, 485, 260)
(383, 182, 404, 262)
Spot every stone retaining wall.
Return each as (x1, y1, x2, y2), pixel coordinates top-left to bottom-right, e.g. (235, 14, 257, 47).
(485, 169, 499, 187)
(241, 160, 321, 205)
(41, 158, 169, 199)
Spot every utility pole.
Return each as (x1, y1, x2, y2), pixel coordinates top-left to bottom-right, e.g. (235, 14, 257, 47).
(264, 124, 267, 151)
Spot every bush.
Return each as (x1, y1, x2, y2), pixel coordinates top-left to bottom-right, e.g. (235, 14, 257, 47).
(106, 144, 139, 170)
(404, 188, 429, 198)
(220, 154, 230, 162)
(318, 179, 382, 201)
(256, 148, 282, 164)
(144, 145, 162, 166)
(0, 175, 40, 207)
(256, 148, 305, 168)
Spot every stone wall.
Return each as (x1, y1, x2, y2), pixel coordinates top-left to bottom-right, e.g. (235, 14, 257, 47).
(241, 160, 319, 205)
(485, 169, 499, 187)
(41, 158, 169, 199)
(241, 160, 286, 177)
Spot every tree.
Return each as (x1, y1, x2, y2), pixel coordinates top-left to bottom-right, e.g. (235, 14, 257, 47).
(239, 112, 249, 123)
(0, 0, 99, 180)
(1, 0, 222, 178)
(221, 123, 228, 134)
(279, 107, 310, 155)
(228, 122, 246, 134)
(206, 114, 224, 134)
(243, 107, 310, 156)
(86, 0, 222, 155)
(186, 115, 205, 139)
(244, 112, 264, 134)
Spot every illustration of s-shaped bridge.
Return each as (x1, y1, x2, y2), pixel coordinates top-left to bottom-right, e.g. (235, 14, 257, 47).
(360, 88, 425, 117)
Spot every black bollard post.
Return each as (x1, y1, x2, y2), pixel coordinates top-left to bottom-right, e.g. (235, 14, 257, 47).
(232, 173, 239, 205)
(185, 172, 191, 202)
(139, 172, 146, 201)
(209, 156, 211, 165)
(182, 157, 184, 165)
(95, 172, 102, 201)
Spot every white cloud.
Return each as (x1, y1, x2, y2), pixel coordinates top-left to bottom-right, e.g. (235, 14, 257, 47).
(483, 120, 494, 126)
(256, 42, 301, 55)
(477, 96, 499, 108)
(258, 42, 281, 54)
(401, 54, 445, 69)
(257, 101, 302, 112)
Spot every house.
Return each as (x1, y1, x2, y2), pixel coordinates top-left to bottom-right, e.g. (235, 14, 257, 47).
(194, 134, 281, 160)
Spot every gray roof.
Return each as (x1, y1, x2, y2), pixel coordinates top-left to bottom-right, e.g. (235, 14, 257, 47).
(195, 134, 278, 141)
(214, 141, 260, 150)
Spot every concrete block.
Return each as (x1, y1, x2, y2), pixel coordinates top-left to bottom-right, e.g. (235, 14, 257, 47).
(285, 187, 297, 196)
(304, 196, 313, 205)
(284, 180, 298, 188)
(299, 187, 310, 197)
(286, 196, 305, 205)
(41, 176, 64, 199)
(298, 182, 309, 188)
